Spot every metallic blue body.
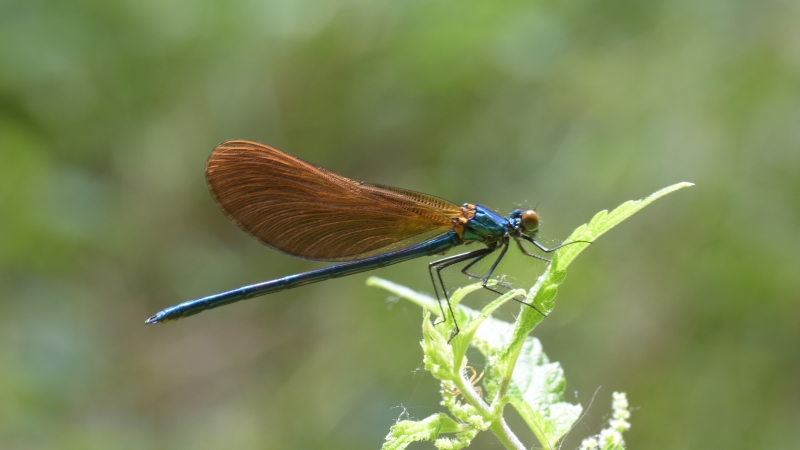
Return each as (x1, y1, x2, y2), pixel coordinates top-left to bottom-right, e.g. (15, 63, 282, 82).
(147, 203, 519, 324)
(461, 205, 508, 244)
(149, 231, 466, 323)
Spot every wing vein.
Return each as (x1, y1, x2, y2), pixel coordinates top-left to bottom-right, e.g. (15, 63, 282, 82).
(205, 140, 463, 261)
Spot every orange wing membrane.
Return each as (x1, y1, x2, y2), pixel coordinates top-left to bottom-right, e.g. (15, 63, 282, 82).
(206, 140, 465, 261)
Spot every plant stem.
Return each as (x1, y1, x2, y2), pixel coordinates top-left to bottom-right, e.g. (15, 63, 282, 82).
(450, 366, 524, 449)
(489, 414, 525, 450)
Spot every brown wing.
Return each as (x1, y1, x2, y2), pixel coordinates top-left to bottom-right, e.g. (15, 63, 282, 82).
(205, 140, 463, 261)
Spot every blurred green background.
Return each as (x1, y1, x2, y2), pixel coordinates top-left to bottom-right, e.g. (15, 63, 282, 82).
(2, 0, 799, 448)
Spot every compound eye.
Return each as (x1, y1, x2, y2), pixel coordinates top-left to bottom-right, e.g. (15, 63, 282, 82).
(521, 210, 539, 232)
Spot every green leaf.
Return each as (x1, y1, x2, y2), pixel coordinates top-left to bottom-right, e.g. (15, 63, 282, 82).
(506, 338, 582, 446)
(556, 181, 694, 270)
(366, 277, 440, 313)
(435, 428, 480, 450)
(422, 310, 455, 380)
(382, 413, 469, 450)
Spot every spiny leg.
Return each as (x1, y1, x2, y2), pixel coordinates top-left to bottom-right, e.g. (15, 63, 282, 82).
(428, 252, 471, 320)
(480, 244, 543, 313)
(458, 244, 513, 293)
(518, 233, 592, 255)
(479, 242, 508, 286)
(515, 237, 550, 262)
(512, 235, 590, 315)
(432, 248, 495, 307)
(428, 250, 491, 319)
(460, 245, 524, 292)
(469, 240, 549, 317)
(433, 249, 495, 337)
(460, 249, 493, 280)
(458, 244, 538, 311)
(458, 244, 530, 305)
(428, 248, 494, 337)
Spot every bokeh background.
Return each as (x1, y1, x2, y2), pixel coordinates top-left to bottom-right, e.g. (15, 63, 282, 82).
(2, 0, 799, 448)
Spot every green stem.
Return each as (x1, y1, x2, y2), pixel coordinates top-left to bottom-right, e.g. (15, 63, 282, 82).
(502, 290, 548, 392)
(496, 266, 555, 448)
(451, 370, 489, 411)
(489, 414, 525, 450)
(449, 366, 524, 449)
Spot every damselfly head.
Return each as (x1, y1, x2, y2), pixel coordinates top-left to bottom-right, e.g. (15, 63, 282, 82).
(509, 209, 539, 233)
